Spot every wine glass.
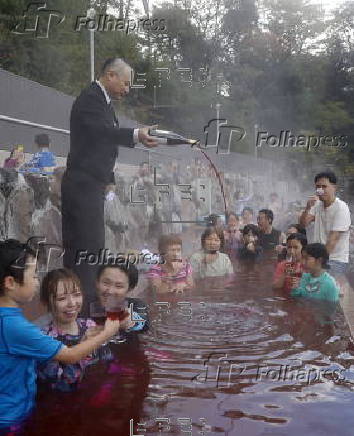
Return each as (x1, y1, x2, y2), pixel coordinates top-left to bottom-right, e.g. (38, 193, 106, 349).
(104, 295, 129, 344)
(89, 301, 107, 326)
(89, 301, 108, 346)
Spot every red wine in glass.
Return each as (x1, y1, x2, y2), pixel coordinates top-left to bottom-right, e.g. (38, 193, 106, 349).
(105, 295, 128, 322)
(90, 302, 107, 325)
(91, 315, 107, 325)
(106, 309, 128, 321)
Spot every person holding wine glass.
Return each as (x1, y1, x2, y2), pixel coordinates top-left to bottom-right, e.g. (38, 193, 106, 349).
(0, 240, 121, 434)
(92, 262, 149, 357)
(37, 268, 105, 392)
(273, 233, 307, 295)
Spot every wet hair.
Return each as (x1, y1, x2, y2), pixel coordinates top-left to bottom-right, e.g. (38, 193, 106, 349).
(40, 268, 82, 312)
(225, 211, 240, 224)
(288, 223, 306, 236)
(158, 234, 182, 254)
(242, 224, 260, 237)
(287, 233, 308, 247)
(258, 209, 274, 224)
(201, 226, 225, 250)
(242, 207, 254, 216)
(302, 243, 329, 268)
(35, 133, 50, 147)
(97, 262, 138, 290)
(314, 171, 337, 185)
(0, 239, 36, 296)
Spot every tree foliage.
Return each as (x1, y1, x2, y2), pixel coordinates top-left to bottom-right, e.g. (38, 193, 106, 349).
(0, 0, 353, 176)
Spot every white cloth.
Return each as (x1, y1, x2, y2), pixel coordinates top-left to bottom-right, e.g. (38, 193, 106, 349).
(105, 191, 115, 201)
(309, 197, 351, 262)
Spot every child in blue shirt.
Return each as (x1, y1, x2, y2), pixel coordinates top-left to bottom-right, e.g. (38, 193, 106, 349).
(19, 134, 56, 175)
(291, 243, 339, 303)
(0, 239, 120, 434)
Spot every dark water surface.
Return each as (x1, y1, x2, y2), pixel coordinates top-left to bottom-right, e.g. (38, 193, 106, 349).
(26, 262, 354, 436)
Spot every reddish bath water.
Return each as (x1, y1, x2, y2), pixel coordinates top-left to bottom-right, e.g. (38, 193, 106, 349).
(24, 261, 354, 436)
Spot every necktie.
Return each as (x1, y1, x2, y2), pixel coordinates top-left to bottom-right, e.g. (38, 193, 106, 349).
(108, 102, 118, 127)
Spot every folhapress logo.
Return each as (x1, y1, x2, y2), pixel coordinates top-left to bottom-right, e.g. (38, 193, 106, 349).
(256, 130, 348, 151)
(12, 2, 65, 38)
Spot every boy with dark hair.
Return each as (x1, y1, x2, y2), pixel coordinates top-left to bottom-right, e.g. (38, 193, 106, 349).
(0, 239, 120, 433)
(291, 243, 339, 302)
(257, 209, 282, 252)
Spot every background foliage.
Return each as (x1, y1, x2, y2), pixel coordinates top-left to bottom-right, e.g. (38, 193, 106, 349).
(0, 0, 353, 190)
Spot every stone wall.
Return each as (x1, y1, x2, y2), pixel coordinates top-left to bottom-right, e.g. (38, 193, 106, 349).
(0, 162, 300, 255)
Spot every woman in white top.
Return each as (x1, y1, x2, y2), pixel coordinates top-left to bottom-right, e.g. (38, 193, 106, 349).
(189, 226, 234, 280)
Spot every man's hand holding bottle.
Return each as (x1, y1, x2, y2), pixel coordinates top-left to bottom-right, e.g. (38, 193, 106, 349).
(138, 125, 159, 148)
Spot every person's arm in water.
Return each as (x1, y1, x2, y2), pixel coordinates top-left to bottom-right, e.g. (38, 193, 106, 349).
(299, 196, 317, 227)
(54, 318, 120, 364)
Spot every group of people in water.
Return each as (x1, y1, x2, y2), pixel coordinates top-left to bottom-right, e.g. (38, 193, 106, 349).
(149, 212, 340, 304)
(0, 240, 148, 435)
(0, 170, 350, 435)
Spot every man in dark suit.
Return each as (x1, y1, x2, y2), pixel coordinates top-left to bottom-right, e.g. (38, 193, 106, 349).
(61, 58, 158, 313)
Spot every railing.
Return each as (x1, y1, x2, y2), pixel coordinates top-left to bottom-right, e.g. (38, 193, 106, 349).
(0, 114, 206, 165)
(0, 115, 70, 135)
(0, 114, 179, 157)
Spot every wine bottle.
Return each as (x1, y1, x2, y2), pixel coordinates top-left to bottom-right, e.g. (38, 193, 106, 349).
(149, 129, 197, 146)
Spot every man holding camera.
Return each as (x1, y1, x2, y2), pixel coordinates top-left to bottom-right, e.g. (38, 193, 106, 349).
(62, 58, 158, 312)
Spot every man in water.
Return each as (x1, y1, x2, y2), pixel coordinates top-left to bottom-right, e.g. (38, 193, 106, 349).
(61, 58, 159, 313)
(299, 171, 351, 276)
(257, 209, 282, 253)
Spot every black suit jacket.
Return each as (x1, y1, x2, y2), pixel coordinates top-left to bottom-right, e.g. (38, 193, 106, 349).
(67, 81, 135, 184)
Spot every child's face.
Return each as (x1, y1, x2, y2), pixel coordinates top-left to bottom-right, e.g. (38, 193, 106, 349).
(165, 244, 182, 263)
(9, 257, 39, 304)
(286, 239, 303, 260)
(301, 252, 322, 273)
(96, 267, 129, 307)
(53, 281, 82, 324)
(204, 233, 221, 251)
(243, 232, 257, 245)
